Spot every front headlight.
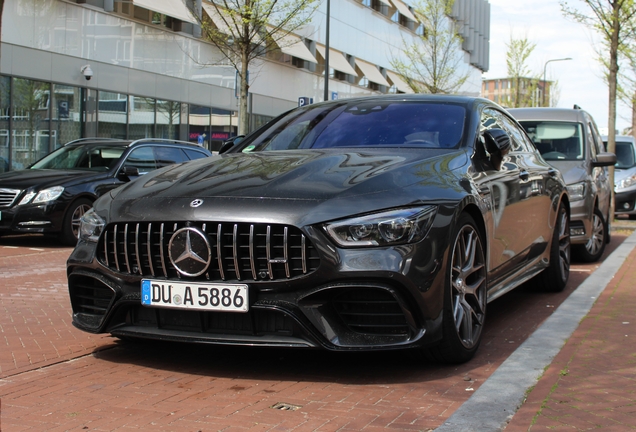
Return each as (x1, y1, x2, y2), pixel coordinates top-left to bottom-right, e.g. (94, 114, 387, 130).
(78, 208, 105, 242)
(324, 206, 437, 247)
(616, 174, 636, 191)
(566, 182, 586, 201)
(18, 186, 65, 205)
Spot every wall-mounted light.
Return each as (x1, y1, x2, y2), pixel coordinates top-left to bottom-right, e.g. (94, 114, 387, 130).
(80, 65, 93, 81)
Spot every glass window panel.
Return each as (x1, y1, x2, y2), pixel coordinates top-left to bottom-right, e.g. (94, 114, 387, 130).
(156, 99, 181, 139)
(189, 104, 211, 149)
(12, 78, 51, 168)
(209, 108, 232, 151)
(51, 84, 82, 148)
(124, 146, 156, 174)
(155, 146, 187, 168)
(98, 91, 127, 138)
(128, 95, 155, 140)
(0, 76, 9, 172)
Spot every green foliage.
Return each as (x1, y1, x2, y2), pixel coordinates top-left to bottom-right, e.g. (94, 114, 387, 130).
(504, 34, 543, 108)
(196, 1, 319, 134)
(390, 0, 469, 94)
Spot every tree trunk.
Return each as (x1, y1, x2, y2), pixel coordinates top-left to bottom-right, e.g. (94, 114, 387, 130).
(632, 91, 636, 138)
(607, 2, 620, 219)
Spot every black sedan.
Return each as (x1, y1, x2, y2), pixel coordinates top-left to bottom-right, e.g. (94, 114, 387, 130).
(0, 138, 211, 245)
(67, 95, 570, 363)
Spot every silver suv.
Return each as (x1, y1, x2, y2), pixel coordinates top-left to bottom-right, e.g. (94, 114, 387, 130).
(509, 107, 616, 262)
(606, 134, 636, 218)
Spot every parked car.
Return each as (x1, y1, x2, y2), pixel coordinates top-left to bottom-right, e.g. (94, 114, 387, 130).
(67, 95, 570, 364)
(0, 138, 211, 245)
(606, 134, 636, 218)
(508, 106, 616, 262)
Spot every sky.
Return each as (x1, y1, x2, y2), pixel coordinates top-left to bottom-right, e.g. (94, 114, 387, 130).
(484, 0, 630, 134)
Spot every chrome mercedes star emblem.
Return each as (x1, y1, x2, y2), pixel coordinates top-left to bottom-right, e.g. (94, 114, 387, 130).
(168, 227, 211, 277)
(190, 199, 204, 208)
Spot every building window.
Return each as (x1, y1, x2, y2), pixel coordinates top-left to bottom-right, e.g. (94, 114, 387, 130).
(98, 91, 128, 139)
(12, 78, 52, 168)
(128, 96, 156, 140)
(156, 100, 181, 140)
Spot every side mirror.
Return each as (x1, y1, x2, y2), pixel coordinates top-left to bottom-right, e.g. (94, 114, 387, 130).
(483, 128, 512, 155)
(593, 152, 617, 167)
(219, 135, 246, 154)
(118, 165, 140, 181)
(482, 128, 512, 170)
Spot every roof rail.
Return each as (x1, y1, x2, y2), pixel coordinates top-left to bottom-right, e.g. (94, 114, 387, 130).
(63, 137, 122, 146)
(128, 138, 203, 147)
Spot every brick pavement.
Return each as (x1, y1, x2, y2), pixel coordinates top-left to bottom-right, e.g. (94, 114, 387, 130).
(0, 242, 112, 378)
(0, 234, 629, 431)
(505, 241, 636, 431)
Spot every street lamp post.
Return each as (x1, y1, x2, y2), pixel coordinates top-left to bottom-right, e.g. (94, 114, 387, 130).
(323, 0, 330, 102)
(542, 57, 572, 106)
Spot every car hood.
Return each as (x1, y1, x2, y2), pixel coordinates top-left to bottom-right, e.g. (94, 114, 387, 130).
(615, 166, 636, 182)
(0, 169, 104, 190)
(545, 160, 588, 186)
(104, 149, 468, 226)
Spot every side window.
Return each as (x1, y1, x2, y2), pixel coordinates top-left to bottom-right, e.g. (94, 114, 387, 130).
(481, 108, 526, 151)
(154, 146, 188, 168)
(124, 147, 156, 174)
(587, 120, 605, 156)
(184, 148, 209, 160)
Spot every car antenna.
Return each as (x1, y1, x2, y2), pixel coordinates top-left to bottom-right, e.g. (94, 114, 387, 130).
(573, 104, 582, 110)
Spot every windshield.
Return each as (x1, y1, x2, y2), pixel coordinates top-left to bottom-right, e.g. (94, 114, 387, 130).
(518, 121, 584, 161)
(238, 101, 466, 152)
(30, 145, 125, 170)
(614, 141, 636, 169)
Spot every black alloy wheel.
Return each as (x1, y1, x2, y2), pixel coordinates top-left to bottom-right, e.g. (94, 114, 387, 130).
(574, 207, 606, 263)
(426, 213, 487, 364)
(538, 201, 570, 292)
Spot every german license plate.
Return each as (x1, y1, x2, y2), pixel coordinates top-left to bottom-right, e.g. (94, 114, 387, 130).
(141, 279, 248, 312)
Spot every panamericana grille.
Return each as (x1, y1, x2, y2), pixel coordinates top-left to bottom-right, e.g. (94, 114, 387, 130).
(0, 188, 21, 208)
(97, 221, 320, 282)
(333, 289, 410, 336)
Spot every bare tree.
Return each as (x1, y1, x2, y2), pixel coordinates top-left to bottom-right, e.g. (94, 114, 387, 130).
(505, 34, 541, 107)
(561, 0, 636, 214)
(193, 0, 319, 135)
(390, 0, 470, 94)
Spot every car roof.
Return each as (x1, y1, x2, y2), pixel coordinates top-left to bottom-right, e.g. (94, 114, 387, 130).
(63, 137, 207, 150)
(507, 107, 591, 123)
(302, 94, 490, 107)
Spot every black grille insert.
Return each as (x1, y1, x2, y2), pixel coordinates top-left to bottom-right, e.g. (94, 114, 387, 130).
(333, 289, 410, 336)
(69, 275, 116, 317)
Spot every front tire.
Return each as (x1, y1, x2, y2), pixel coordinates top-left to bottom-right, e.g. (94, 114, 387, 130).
(426, 213, 487, 364)
(538, 201, 570, 292)
(60, 198, 92, 246)
(574, 207, 606, 262)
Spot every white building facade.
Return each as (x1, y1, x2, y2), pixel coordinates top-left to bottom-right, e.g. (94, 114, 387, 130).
(0, 0, 489, 169)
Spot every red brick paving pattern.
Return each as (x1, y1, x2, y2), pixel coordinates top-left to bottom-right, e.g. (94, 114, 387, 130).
(0, 235, 628, 431)
(0, 245, 111, 378)
(505, 245, 636, 431)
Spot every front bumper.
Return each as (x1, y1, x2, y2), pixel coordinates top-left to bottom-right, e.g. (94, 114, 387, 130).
(0, 202, 66, 234)
(67, 213, 448, 350)
(567, 198, 593, 245)
(615, 189, 636, 215)
(67, 216, 452, 352)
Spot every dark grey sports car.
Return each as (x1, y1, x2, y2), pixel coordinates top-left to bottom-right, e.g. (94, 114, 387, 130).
(67, 95, 570, 363)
